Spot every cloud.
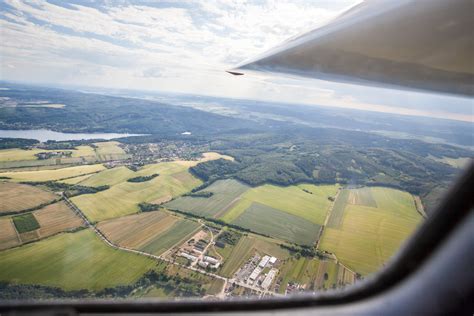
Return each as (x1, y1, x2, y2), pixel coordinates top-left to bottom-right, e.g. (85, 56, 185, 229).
(0, 0, 472, 122)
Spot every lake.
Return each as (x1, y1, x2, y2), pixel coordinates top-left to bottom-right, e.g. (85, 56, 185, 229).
(0, 129, 145, 142)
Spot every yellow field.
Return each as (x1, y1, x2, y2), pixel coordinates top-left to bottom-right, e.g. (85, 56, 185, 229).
(78, 166, 136, 187)
(320, 187, 422, 276)
(0, 218, 20, 250)
(58, 173, 94, 185)
(0, 146, 96, 162)
(71, 153, 231, 222)
(72, 162, 201, 222)
(0, 164, 105, 182)
(0, 182, 57, 213)
(94, 141, 125, 154)
(35, 201, 84, 238)
(97, 212, 178, 249)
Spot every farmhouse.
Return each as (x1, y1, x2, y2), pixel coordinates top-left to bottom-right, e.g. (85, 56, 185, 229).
(204, 256, 219, 265)
(180, 252, 197, 261)
(198, 261, 209, 268)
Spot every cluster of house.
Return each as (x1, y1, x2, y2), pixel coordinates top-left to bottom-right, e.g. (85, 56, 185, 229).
(179, 252, 221, 269)
(35, 151, 72, 160)
(178, 237, 221, 270)
(247, 255, 278, 290)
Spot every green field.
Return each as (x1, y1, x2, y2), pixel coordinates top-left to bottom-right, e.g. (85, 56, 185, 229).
(168, 182, 336, 245)
(12, 213, 40, 233)
(0, 229, 155, 290)
(0, 164, 106, 182)
(222, 184, 336, 224)
(72, 162, 202, 222)
(320, 187, 422, 275)
(231, 202, 320, 245)
(140, 219, 200, 255)
(165, 179, 250, 218)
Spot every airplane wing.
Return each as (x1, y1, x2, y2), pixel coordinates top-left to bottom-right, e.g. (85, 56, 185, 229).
(228, 0, 474, 97)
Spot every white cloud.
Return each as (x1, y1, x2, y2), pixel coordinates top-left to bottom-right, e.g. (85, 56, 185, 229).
(0, 0, 471, 122)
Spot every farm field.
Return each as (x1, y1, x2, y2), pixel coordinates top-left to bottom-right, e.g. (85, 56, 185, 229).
(0, 146, 95, 162)
(165, 179, 250, 218)
(0, 182, 57, 214)
(0, 218, 20, 250)
(0, 229, 155, 290)
(94, 141, 125, 155)
(326, 189, 349, 228)
(72, 161, 202, 222)
(320, 187, 422, 275)
(140, 219, 201, 256)
(34, 201, 84, 238)
(78, 166, 136, 187)
(168, 182, 336, 245)
(12, 213, 40, 233)
(0, 164, 106, 182)
(58, 173, 94, 185)
(221, 184, 336, 224)
(231, 202, 321, 245)
(97, 211, 178, 249)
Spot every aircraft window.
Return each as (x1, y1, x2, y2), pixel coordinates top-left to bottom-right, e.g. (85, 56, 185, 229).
(0, 0, 471, 306)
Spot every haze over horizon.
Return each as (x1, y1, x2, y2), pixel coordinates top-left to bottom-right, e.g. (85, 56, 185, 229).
(1, 0, 472, 122)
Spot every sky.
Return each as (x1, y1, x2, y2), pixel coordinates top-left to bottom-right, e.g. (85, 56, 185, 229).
(0, 0, 472, 122)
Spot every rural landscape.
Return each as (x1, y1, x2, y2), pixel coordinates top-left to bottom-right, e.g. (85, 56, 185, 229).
(0, 82, 472, 300)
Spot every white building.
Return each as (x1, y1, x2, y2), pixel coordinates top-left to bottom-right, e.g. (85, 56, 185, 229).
(198, 261, 209, 268)
(204, 256, 219, 265)
(259, 255, 270, 268)
(180, 252, 197, 261)
(261, 268, 278, 289)
(249, 267, 262, 280)
(269, 257, 277, 265)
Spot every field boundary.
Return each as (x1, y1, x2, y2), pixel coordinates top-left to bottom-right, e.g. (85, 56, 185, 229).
(315, 188, 341, 249)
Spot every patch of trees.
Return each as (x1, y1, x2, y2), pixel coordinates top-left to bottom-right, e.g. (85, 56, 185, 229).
(190, 159, 241, 182)
(138, 202, 160, 212)
(38, 140, 91, 150)
(0, 138, 39, 149)
(24, 181, 109, 197)
(279, 244, 324, 259)
(0, 270, 206, 299)
(216, 231, 241, 246)
(35, 151, 72, 160)
(184, 191, 213, 198)
(127, 173, 159, 183)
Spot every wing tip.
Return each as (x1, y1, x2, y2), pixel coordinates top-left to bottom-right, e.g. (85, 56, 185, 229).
(226, 70, 244, 76)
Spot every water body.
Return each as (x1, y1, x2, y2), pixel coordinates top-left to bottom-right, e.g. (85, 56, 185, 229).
(0, 129, 145, 142)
